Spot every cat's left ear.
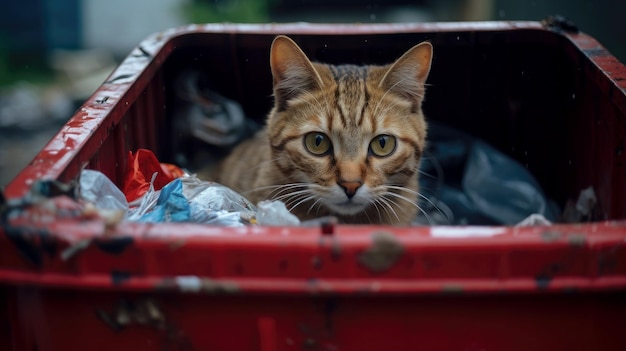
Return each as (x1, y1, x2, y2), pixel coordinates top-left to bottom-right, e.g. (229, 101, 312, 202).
(379, 41, 433, 107)
(270, 35, 324, 111)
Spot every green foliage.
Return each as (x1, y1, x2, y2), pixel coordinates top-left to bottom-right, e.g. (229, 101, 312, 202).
(0, 33, 52, 87)
(182, 0, 275, 23)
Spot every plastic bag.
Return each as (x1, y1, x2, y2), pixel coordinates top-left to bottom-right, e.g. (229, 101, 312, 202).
(128, 175, 256, 226)
(79, 169, 128, 213)
(123, 148, 185, 203)
(173, 69, 257, 148)
(256, 200, 301, 226)
(417, 122, 559, 225)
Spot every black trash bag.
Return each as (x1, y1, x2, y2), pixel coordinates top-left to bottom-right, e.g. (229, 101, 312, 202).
(416, 122, 559, 225)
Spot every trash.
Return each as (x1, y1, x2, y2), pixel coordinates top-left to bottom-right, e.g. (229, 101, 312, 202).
(123, 149, 186, 203)
(575, 186, 597, 217)
(417, 122, 560, 225)
(562, 186, 598, 222)
(174, 69, 257, 148)
(171, 69, 260, 170)
(128, 175, 256, 226)
(134, 178, 191, 223)
(256, 200, 301, 226)
(79, 169, 128, 213)
(515, 213, 552, 227)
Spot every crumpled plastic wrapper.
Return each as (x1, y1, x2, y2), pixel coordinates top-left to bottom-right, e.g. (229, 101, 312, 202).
(256, 200, 301, 226)
(79, 169, 129, 214)
(128, 175, 256, 226)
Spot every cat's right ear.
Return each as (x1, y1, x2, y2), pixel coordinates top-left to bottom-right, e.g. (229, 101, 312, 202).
(270, 35, 324, 111)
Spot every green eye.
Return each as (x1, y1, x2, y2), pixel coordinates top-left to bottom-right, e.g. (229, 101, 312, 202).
(369, 134, 397, 157)
(304, 132, 332, 155)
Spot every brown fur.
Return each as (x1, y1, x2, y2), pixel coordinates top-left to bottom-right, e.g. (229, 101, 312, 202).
(214, 35, 433, 225)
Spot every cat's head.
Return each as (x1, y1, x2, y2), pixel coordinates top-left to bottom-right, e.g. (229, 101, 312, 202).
(266, 35, 432, 224)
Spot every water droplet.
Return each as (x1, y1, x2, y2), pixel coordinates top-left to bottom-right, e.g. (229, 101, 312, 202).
(456, 36, 460, 41)
(572, 93, 576, 99)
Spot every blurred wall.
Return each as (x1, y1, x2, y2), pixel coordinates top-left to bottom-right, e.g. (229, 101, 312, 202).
(0, 0, 81, 68)
(82, 0, 187, 57)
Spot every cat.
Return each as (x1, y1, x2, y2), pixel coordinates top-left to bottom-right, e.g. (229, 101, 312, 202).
(214, 35, 433, 225)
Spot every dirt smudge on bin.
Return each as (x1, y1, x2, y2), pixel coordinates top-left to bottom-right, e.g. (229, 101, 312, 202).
(541, 230, 562, 242)
(358, 231, 404, 273)
(95, 237, 134, 255)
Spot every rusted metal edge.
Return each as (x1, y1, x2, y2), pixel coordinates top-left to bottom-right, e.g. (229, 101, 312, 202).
(557, 23, 626, 114)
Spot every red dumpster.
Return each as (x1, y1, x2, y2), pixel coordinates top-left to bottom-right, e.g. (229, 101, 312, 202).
(1, 21, 626, 350)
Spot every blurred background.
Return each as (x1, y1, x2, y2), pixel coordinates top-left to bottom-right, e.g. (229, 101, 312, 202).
(1, 0, 624, 187)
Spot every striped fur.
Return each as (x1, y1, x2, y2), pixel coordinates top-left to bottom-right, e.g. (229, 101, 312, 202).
(215, 36, 433, 225)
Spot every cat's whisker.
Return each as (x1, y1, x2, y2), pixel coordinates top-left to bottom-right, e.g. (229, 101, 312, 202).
(368, 198, 384, 223)
(384, 191, 434, 225)
(281, 193, 308, 210)
(248, 157, 282, 172)
(375, 196, 401, 223)
(246, 182, 309, 198)
(288, 194, 318, 213)
(381, 194, 412, 217)
(307, 197, 324, 215)
(385, 185, 419, 195)
(415, 192, 450, 224)
(363, 208, 373, 224)
(386, 184, 449, 223)
(273, 189, 313, 204)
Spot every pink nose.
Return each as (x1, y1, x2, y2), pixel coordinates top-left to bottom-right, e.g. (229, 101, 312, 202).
(339, 181, 363, 199)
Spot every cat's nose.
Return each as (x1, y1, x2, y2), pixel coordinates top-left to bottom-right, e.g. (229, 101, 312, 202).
(339, 181, 363, 199)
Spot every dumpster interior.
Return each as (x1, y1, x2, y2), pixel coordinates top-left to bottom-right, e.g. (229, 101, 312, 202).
(144, 29, 624, 225)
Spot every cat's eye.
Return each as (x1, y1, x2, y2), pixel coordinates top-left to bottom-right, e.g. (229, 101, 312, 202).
(369, 134, 397, 157)
(304, 132, 332, 155)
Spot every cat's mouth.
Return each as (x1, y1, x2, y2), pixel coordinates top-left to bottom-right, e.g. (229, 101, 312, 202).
(327, 200, 368, 216)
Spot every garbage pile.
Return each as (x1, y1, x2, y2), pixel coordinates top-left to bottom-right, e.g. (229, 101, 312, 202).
(78, 149, 300, 227)
(415, 122, 562, 225)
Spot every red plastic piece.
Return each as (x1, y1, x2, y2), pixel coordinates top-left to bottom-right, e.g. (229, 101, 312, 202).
(123, 148, 183, 202)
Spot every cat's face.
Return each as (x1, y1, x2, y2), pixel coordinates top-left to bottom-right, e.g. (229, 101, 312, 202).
(265, 36, 432, 224)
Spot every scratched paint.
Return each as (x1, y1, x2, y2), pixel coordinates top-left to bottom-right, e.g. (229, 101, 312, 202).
(430, 226, 506, 238)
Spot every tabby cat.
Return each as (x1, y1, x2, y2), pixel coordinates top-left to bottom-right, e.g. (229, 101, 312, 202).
(215, 35, 433, 225)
